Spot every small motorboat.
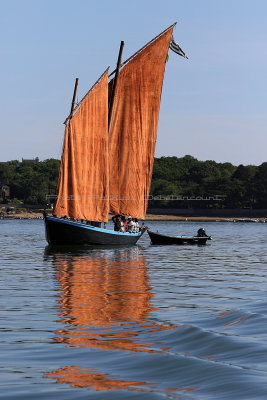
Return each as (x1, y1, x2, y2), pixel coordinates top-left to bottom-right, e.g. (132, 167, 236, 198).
(148, 228, 211, 245)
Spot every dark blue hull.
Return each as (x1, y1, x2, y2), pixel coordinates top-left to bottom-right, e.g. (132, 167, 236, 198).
(44, 215, 144, 246)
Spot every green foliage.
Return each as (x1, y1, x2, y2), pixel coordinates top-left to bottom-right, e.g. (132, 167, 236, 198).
(151, 156, 262, 209)
(0, 159, 60, 205)
(252, 162, 267, 208)
(0, 156, 266, 208)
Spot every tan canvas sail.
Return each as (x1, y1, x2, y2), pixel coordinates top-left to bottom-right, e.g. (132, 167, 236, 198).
(108, 26, 174, 219)
(53, 70, 109, 222)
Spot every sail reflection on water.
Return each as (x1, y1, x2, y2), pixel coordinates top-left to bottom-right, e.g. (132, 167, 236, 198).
(46, 366, 154, 392)
(48, 247, 175, 350)
(44, 247, 180, 392)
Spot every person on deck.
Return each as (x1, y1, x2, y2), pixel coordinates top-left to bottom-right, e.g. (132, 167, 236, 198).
(112, 215, 121, 232)
(120, 216, 128, 232)
(133, 218, 140, 232)
(127, 216, 135, 233)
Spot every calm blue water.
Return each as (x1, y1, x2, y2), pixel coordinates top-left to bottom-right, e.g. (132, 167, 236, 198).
(1, 219, 267, 399)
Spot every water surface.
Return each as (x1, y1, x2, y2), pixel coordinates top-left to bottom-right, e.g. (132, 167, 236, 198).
(1, 219, 267, 399)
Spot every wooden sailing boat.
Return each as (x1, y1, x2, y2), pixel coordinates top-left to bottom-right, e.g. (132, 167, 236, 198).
(44, 23, 185, 245)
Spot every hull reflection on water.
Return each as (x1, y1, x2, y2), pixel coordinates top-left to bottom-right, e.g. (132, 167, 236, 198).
(44, 247, 182, 393)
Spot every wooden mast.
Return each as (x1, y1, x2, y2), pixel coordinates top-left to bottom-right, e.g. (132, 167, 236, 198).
(108, 41, 124, 130)
(51, 78, 79, 216)
(70, 78, 79, 117)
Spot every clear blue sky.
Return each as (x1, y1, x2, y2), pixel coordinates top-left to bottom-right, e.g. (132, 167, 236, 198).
(1, 0, 267, 165)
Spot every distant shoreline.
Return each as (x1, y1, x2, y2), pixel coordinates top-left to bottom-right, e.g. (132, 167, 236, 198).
(1, 212, 267, 222)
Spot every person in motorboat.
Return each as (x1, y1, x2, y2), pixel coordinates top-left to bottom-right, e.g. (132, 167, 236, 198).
(197, 228, 211, 239)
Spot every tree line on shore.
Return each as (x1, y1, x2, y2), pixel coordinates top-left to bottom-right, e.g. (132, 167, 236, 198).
(1, 155, 267, 208)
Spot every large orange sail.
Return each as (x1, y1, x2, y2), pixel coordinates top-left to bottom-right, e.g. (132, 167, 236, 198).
(53, 70, 109, 222)
(108, 27, 174, 219)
